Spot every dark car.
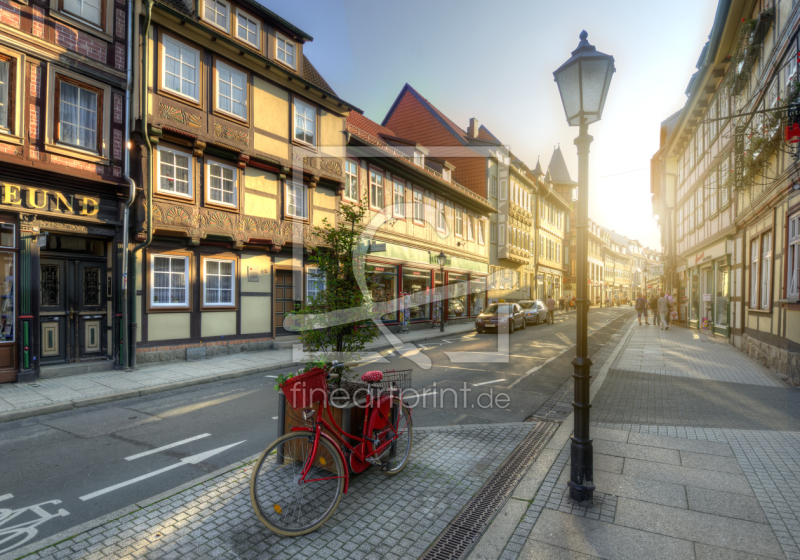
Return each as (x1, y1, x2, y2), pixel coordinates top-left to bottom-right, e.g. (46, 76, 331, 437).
(518, 300, 548, 325)
(475, 303, 526, 334)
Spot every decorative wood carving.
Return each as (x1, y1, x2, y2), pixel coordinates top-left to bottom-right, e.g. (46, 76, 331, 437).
(159, 104, 202, 128)
(213, 123, 249, 146)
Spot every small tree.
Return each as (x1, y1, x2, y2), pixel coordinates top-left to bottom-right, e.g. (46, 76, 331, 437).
(297, 195, 379, 371)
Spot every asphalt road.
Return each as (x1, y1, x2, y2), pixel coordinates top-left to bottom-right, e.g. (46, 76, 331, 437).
(0, 306, 634, 554)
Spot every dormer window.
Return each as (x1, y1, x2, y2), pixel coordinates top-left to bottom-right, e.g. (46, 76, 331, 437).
(203, 0, 229, 31)
(413, 151, 424, 167)
(276, 33, 296, 69)
(443, 168, 451, 182)
(236, 9, 260, 49)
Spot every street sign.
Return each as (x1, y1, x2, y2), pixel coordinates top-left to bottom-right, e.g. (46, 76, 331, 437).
(36, 234, 47, 248)
(650, 265, 664, 276)
(368, 243, 386, 253)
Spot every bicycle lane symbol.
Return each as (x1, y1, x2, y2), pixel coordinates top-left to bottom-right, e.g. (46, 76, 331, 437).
(0, 493, 69, 554)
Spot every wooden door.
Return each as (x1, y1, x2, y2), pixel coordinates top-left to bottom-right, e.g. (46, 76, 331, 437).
(274, 269, 301, 336)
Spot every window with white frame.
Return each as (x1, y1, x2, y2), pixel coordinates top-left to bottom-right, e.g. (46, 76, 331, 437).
(499, 225, 505, 245)
(413, 151, 424, 167)
(436, 200, 446, 231)
(750, 238, 759, 308)
(467, 215, 474, 241)
(203, 0, 229, 30)
(276, 33, 295, 69)
(490, 222, 497, 244)
(306, 267, 325, 304)
(216, 62, 247, 119)
(157, 146, 192, 197)
(0, 56, 14, 132)
(413, 189, 424, 223)
(151, 254, 189, 307)
(478, 220, 485, 244)
(761, 232, 772, 309)
(443, 168, 451, 182)
(393, 180, 405, 217)
(454, 207, 463, 236)
(370, 170, 384, 209)
(58, 79, 99, 152)
(500, 179, 507, 201)
(490, 176, 497, 198)
(293, 98, 315, 145)
(344, 160, 358, 201)
(63, 0, 101, 26)
(789, 213, 800, 300)
(720, 158, 730, 207)
(236, 9, 259, 48)
(163, 36, 200, 102)
(709, 170, 718, 215)
(207, 161, 237, 206)
(285, 181, 307, 218)
(204, 258, 234, 306)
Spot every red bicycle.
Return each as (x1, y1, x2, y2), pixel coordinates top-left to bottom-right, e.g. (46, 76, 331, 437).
(250, 362, 413, 536)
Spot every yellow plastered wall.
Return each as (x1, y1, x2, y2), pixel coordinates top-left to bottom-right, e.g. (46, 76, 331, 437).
(201, 311, 237, 337)
(240, 253, 272, 292)
(786, 310, 800, 345)
(241, 297, 271, 334)
(148, 313, 191, 341)
(240, 253, 272, 334)
(313, 188, 336, 227)
(244, 167, 278, 219)
(319, 110, 345, 158)
(253, 76, 289, 160)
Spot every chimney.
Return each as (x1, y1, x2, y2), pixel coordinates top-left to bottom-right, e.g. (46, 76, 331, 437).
(467, 118, 480, 138)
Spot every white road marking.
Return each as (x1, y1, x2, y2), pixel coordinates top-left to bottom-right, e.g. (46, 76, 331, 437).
(507, 344, 576, 388)
(80, 441, 246, 501)
(0, 493, 12, 502)
(125, 434, 211, 461)
(272, 416, 278, 420)
(264, 375, 278, 378)
(473, 379, 506, 386)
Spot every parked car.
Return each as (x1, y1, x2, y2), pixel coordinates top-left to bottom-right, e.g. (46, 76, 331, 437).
(518, 300, 548, 325)
(475, 303, 526, 334)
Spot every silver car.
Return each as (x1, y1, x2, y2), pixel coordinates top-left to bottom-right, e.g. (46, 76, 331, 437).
(519, 300, 548, 325)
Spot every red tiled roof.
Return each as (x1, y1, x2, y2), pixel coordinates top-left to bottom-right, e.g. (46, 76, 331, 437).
(346, 111, 395, 138)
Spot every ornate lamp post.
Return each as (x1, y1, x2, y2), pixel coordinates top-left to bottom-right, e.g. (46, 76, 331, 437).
(437, 250, 447, 332)
(553, 30, 615, 503)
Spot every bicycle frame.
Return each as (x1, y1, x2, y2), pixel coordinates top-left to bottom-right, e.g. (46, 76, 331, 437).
(289, 388, 409, 494)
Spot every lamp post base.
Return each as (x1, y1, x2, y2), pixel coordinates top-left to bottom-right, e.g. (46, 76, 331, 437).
(568, 435, 595, 503)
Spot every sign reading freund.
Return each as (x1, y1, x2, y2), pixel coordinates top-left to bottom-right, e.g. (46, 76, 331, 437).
(0, 184, 100, 216)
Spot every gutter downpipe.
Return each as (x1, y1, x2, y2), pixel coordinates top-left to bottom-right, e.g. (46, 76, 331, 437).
(129, 0, 154, 369)
(120, 0, 136, 370)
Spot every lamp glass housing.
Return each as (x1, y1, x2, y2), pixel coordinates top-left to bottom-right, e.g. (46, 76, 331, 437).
(437, 251, 447, 268)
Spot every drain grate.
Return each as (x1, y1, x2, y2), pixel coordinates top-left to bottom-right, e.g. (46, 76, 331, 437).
(420, 421, 558, 560)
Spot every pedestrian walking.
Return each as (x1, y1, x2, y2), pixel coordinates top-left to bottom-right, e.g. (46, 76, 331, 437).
(658, 292, 670, 330)
(559, 297, 564, 312)
(667, 292, 675, 326)
(649, 293, 659, 325)
(546, 294, 556, 325)
(635, 293, 649, 325)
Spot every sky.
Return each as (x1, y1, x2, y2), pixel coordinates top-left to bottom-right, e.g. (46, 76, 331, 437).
(261, 0, 719, 249)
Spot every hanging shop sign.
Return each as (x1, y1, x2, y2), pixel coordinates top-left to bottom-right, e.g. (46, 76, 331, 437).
(734, 125, 745, 190)
(787, 103, 800, 143)
(0, 183, 100, 216)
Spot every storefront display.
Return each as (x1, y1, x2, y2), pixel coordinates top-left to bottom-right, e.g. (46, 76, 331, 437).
(402, 268, 431, 321)
(448, 273, 468, 318)
(716, 267, 729, 327)
(690, 268, 699, 321)
(471, 277, 487, 315)
(366, 264, 398, 322)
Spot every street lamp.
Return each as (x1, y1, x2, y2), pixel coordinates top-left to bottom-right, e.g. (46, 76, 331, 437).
(437, 250, 447, 332)
(553, 30, 615, 504)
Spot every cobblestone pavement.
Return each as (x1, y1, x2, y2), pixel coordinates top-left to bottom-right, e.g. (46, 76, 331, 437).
(8, 423, 539, 560)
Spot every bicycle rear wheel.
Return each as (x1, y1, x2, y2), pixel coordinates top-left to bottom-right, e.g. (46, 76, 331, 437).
(250, 432, 345, 536)
(372, 396, 413, 476)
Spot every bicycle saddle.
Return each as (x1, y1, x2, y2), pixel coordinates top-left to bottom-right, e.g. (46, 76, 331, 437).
(361, 371, 383, 383)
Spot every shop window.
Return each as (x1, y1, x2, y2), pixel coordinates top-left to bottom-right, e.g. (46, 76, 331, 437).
(370, 170, 384, 210)
(293, 98, 315, 146)
(788, 213, 800, 300)
(393, 180, 405, 218)
(162, 36, 200, 103)
(157, 146, 192, 198)
(203, 258, 235, 307)
(761, 232, 772, 309)
(285, 181, 307, 219)
(366, 264, 397, 322)
(448, 273, 468, 318)
(276, 33, 296, 69)
(413, 189, 424, 223)
(216, 61, 247, 120)
(402, 268, 430, 320)
(236, 9, 260, 48)
(306, 268, 325, 304)
(203, 0, 229, 31)
(151, 254, 189, 308)
(206, 161, 237, 207)
(344, 160, 359, 201)
(56, 77, 102, 153)
(0, 223, 14, 343)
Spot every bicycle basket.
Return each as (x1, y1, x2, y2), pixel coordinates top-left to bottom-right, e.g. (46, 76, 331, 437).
(281, 367, 328, 409)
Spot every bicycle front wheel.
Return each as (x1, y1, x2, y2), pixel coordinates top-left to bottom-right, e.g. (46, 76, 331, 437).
(373, 396, 413, 476)
(250, 432, 345, 536)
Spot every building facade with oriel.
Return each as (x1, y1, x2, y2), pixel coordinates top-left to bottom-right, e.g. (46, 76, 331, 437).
(535, 172, 569, 302)
(0, 0, 131, 382)
(130, 0, 357, 362)
(345, 112, 494, 328)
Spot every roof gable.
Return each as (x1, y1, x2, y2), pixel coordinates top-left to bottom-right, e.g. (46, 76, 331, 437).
(382, 84, 470, 147)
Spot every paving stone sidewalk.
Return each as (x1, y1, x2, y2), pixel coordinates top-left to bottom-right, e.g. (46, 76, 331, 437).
(480, 320, 800, 560)
(0, 322, 483, 422)
(1, 423, 542, 560)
